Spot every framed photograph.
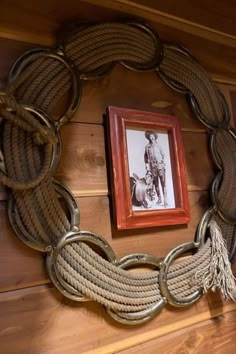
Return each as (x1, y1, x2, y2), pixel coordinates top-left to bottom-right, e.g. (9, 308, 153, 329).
(106, 106, 190, 230)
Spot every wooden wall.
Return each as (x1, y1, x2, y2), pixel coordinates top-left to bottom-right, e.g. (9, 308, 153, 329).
(0, 2, 236, 353)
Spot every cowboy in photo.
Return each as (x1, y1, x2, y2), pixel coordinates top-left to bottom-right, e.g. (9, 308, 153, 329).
(144, 130, 167, 207)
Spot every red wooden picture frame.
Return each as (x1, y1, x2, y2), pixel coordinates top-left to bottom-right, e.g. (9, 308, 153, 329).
(106, 106, 190, 230)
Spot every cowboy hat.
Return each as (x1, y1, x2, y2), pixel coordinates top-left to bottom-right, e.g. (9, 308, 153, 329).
(145, 131, 158, 141)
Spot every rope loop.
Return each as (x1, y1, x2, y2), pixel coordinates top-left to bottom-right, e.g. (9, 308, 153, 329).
(188, 90, 230, 129)
(195, 208, 216, 247)
(63, 21, 163, 76)
(159, 241, 203, 307)
(7, 48, 81, 130)
(119, 22, 163, 72)
(158, 43, 190, 94)
(46, 230, 118, 302)
(8, 179, 79, 252)
(0, 103, 60, 190)
(0, 92, 56, 144)
(211, 128, 236, 224)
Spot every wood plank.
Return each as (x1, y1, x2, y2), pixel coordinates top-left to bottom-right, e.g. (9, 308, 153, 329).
(0, 191, 208, 292)
(0, 1, 118, 46)
(218, 84, 235, 127)
(230, 91, 236, 127)
(1, 0, 236, 46)
(84, 0, 236, 47)
(0, 38, 208, 130)
(0, 3, 235, 83)
(77, 64, 204, 129)
(0, 41, 233, 127)
(46, 128, 215, 194)
(117, 310, 236, 354)
(0, 121, 109, 200)
(77, 70, 234, 127)
(0, 38, 37, 88)
(57, 123, 108, 197)
(0, 124, 213, 201)
(82, 1, 236, 83)
(120, 0, 236, 36)
(111, 190, 209, 258)
(0, 202, 48, 292)
(0, 284, 235, 354)
(152, 22, 236, 83)
(0, 41, 232, 130)
(182, 131, 214, 191)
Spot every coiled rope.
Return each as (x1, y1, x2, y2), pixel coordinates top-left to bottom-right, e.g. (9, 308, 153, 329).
(1, 21, 236, 324)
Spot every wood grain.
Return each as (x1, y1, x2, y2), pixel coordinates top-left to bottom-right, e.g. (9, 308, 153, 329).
(0, 190, 208, 292)
(183, 131, 214, 191)
(50, 126, 214, 195)
(0, 1, 119, 45)
(111, 190, 209, 258)
(0, 124, 213, 202)
(121, 0, 236, 36)
(0, 202, 47, 292)
(77, 65, 204, 129)
(117, 310, 236, 354)
(0, 3, 235, 83)
(1, 0, 236, 45)
(0, 39, 206, 130)
(0, 38, 36, 88)
(152, 21, 236, 83)
(57, 123, 108, 197)
(53, 128, 214, 195)
(0, 284, 235, 354)
(0, 123, 107, 201)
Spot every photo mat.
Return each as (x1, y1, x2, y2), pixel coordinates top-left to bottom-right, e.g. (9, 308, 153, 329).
(126, 127, 176, 211)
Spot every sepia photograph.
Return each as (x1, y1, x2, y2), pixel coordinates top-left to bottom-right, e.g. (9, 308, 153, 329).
(126, 128, 175, 211)
(107, 106, 190, 230)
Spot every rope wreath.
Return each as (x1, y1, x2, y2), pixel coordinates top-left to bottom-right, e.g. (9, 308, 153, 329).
(1, 21, 236, 325)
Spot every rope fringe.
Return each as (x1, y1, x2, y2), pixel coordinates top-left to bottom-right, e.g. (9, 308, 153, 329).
(194, 220, 236, 300)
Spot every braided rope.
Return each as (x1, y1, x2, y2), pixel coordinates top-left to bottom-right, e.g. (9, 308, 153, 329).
(0, 21, 235, 324)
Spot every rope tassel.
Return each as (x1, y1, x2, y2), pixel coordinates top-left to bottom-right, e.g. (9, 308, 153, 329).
(194, 220, 236, 300)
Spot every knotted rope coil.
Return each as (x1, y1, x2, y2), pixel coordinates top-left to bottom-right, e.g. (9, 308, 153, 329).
(1, 21, 236, 325)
